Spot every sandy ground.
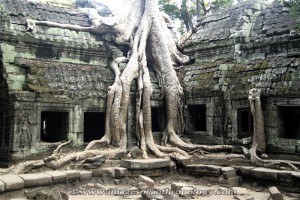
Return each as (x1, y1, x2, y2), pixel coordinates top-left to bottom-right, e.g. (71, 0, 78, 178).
(0, 172, 299, 200)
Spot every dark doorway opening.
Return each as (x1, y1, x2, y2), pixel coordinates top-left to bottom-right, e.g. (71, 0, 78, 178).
(189, 105, 207, 131)
(279, 106, 300, 139)
(84, 112, 105, 142)
(41, 111, 69, 142)
(237, 108, 253, 139)
(152, 107, 162, 132)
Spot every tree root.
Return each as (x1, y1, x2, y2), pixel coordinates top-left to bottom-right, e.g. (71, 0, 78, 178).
(248, 143, 299, 171)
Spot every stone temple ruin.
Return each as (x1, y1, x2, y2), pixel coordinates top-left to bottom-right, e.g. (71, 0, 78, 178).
(0, 0, 300, 198)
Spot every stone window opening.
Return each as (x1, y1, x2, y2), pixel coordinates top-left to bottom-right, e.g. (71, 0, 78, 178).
(188, 105, 207, 132)
(237, 108, 253, 139)
(279, 106, 300, 139)
(40, 111, 69, 142)
(84, 112, 105, 142)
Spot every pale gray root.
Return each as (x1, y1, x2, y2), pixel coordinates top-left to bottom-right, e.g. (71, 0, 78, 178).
(248, 144, 298, 171)
(246, 89, 298, 170)
(85, 57, 128, 150)
(248, 88, 266, 153)
(0, 160, 44, 175)
(44, 149, 126, 170)
(45, 140, 72, 162)
(177, 28, 194, 51)
(26, 19, 97, 34)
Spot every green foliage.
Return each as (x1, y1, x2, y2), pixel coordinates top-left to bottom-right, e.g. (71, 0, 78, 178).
(159, 0, 181, 19)
(289, 0, 300, 18)
(209, 0, 233, 12)
(287, 0, 300, 30)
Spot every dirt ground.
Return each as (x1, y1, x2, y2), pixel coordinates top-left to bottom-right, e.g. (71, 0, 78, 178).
(0, 172, 299, 200)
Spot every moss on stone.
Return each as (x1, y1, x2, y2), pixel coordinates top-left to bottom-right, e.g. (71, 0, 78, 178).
(260, 60, 269, 69)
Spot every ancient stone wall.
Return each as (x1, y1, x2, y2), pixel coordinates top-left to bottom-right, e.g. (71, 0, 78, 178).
(183, 0, 300, 154)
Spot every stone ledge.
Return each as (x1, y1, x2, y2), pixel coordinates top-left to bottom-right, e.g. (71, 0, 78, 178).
(19, 173, 52, 188)
(45, 171, 67, 184)
(79, 171, 92, 180)
(64, 170, 81, 182)
(184, 164, 222, 176)
(0, 174, 24, 191)
(120, 159, 170, 169)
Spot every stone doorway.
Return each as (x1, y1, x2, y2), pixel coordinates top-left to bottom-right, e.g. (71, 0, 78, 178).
(188, 105, 207, 132)
(84, 112, 105, 142)
(237, 108, 253, 139)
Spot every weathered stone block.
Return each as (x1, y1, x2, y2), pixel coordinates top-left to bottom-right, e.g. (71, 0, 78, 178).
(64, 170, 80, 182)
(222, 167, 237, 179)
(102, 168, 116, 178)
(171, 182, 188, 191)
(0, 174, 24, 191)
(138, 175, 155, 188)
(184, 164, 222, 176)
(121, 159, 170, 169)
(227, 177, 240, 187)
(45, 171, 67, 183)
(250, 168, 262, 179)
(115, 167, 128, 178)
(277, 171, 292, 183)
(259, 168, 278, 181)
(232, 187, 249, 195)
(137, 182, 148, 190)
(92, 168, 103, 177)
(79, 171, 92, 180)
(269, 186, 283, 200)
(19, 173, 52, 187)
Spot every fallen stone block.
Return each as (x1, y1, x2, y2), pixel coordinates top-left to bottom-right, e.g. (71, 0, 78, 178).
(222, 167, 237, 179)
(19, 173, 52, 187)
(269, 186, 283, 200)
(115, 167, 128, 178)
(139, 175, 155, 188)
(0, 174, 24, 191)
(121, 159, 170, 169)
(114, 179, 121, 185)
(219, 176, 240, 187)
(102, 168, 116, 178)
(64, 170, 80, 182)
(232, 187, 249, 195)
(171, 182, 188, 191)
(179, 186, 194, 198)
(79, 171, 92, 180)
(95, 183, 108, 190)
(137, 182, 148, 190)
(227, 177, 241, 187)
(45, 171, 67, 184)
